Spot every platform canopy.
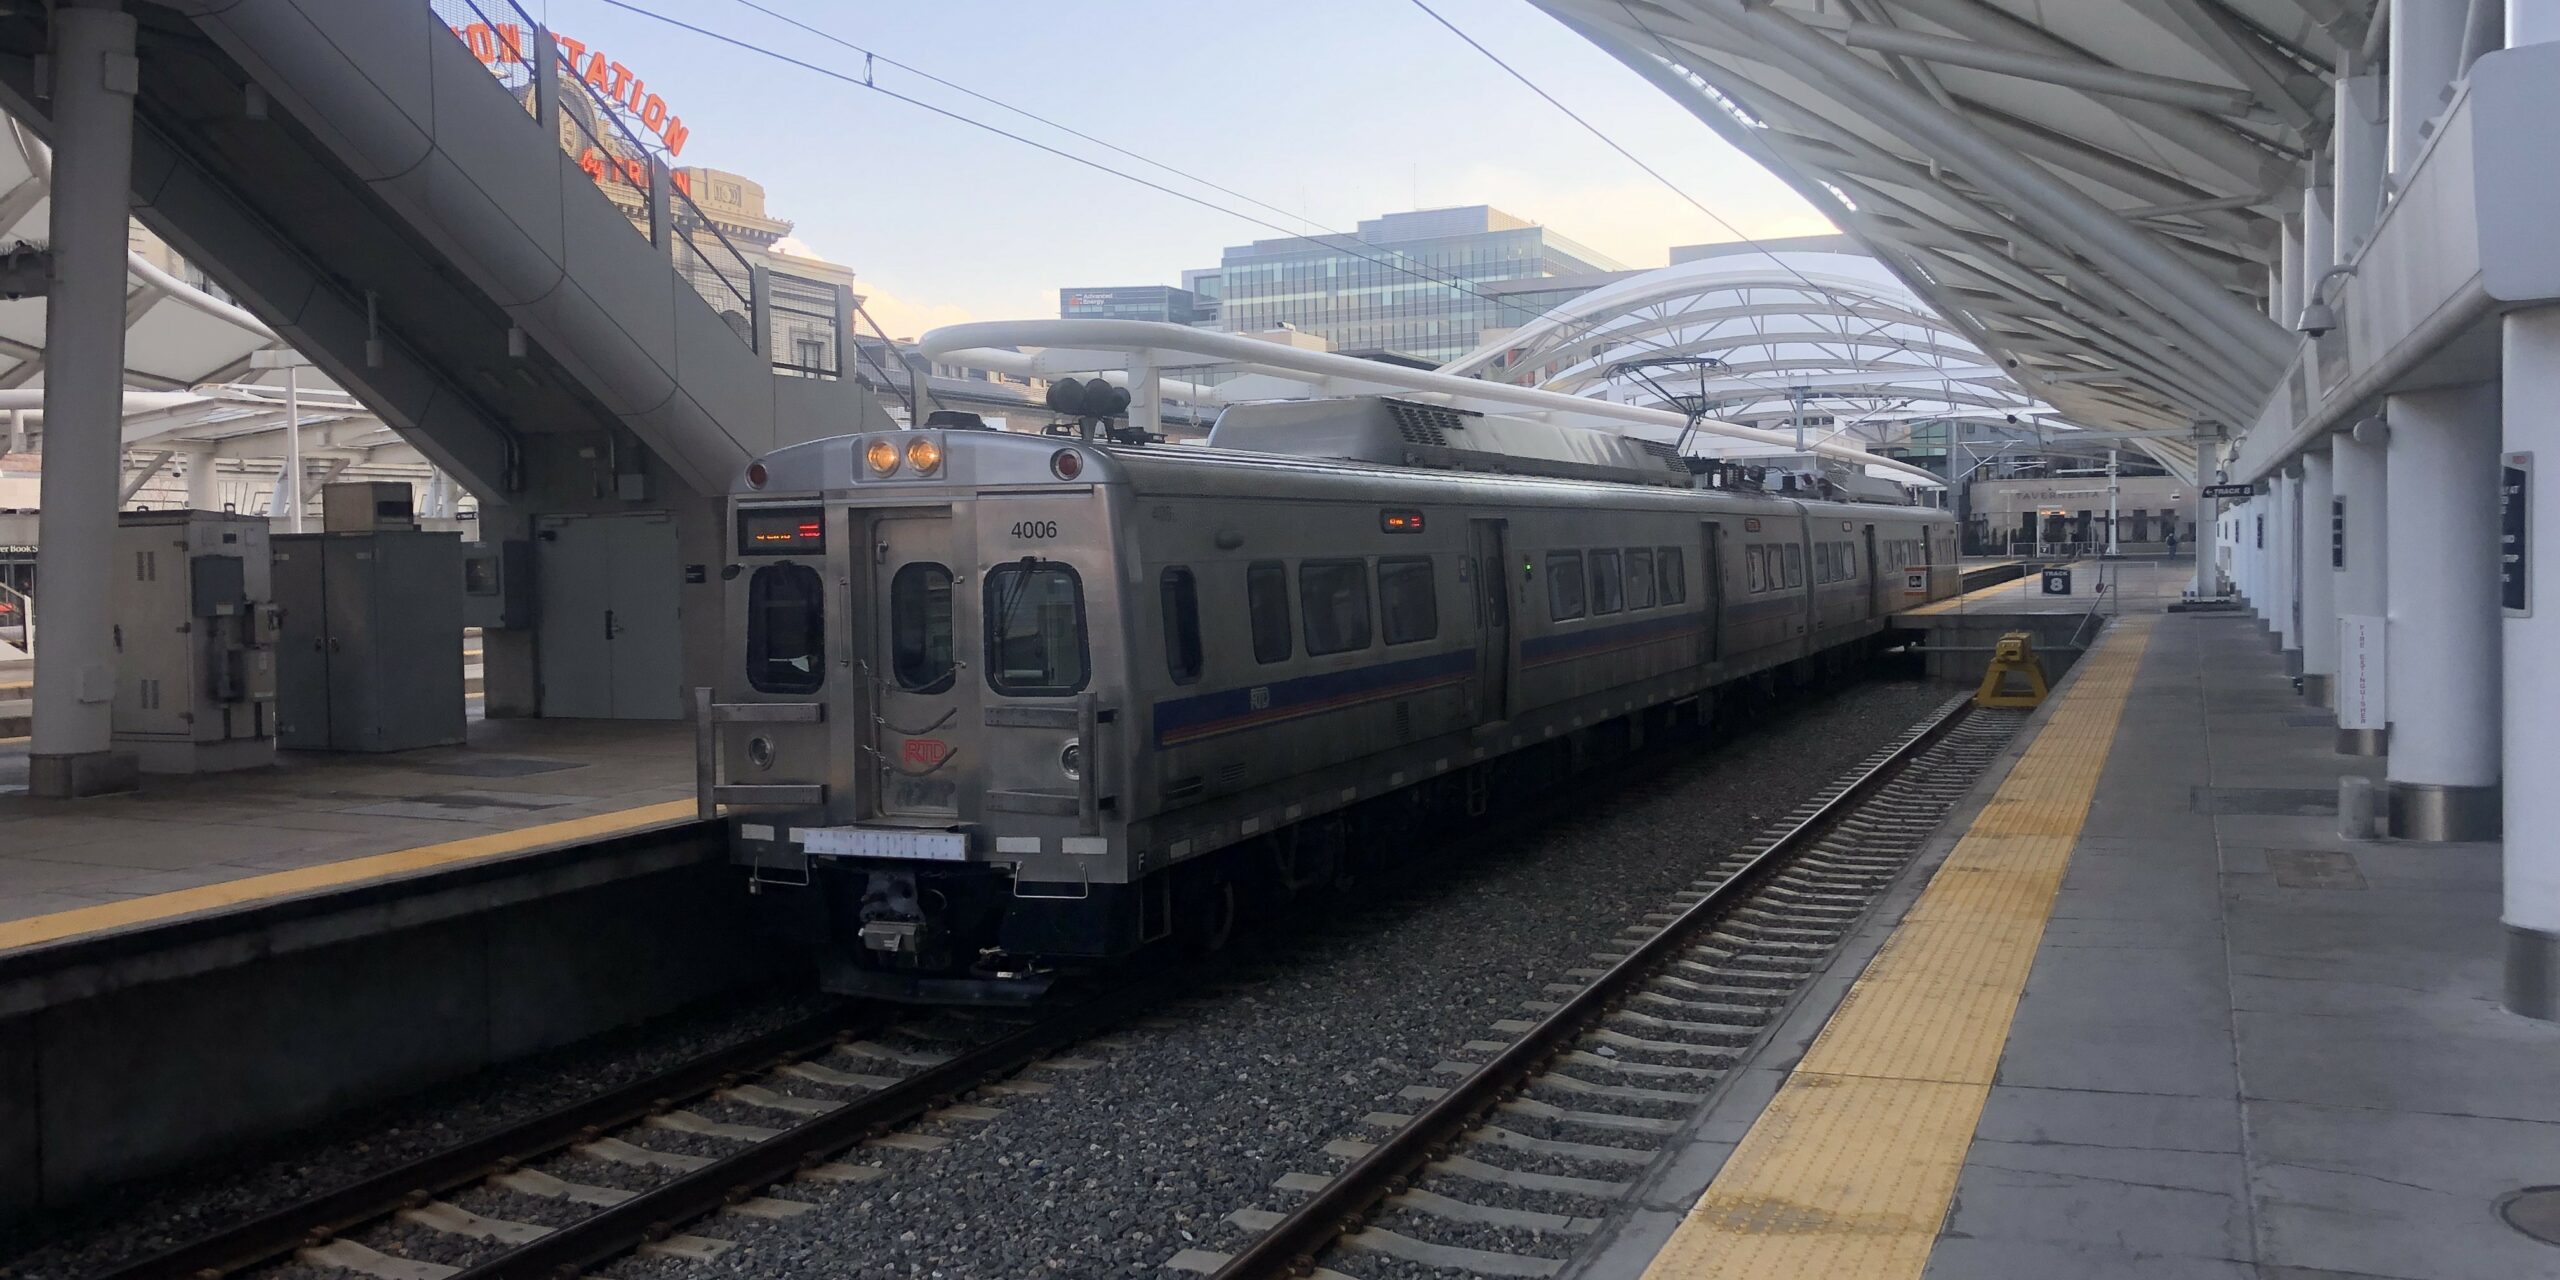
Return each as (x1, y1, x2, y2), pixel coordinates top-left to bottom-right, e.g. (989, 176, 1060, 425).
(1442, 242, 2070, 463)
(918, 317, 1949, 488)
(1533, 0, 2369, 484)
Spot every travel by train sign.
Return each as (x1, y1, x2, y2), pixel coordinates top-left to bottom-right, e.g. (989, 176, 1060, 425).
(449, 21, 697, 178)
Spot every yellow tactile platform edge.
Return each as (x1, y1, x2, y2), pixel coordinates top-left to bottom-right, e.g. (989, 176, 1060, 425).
(1640, 615, 2155, 1280)
(0, 799, 698, 954)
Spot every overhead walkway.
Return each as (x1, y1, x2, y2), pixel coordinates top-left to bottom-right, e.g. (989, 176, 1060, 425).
(0, 0, 883, 497)
(1588, 608, 2560, 1280)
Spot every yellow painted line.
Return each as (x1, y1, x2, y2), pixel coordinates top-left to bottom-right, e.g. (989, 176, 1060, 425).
(1640, 615, 2154, 1280)
(0, 799, 700, 954)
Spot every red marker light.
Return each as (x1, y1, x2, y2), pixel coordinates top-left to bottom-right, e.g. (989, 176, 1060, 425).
(744, 461, 768, 489)
(1050, 449, 1084, 481)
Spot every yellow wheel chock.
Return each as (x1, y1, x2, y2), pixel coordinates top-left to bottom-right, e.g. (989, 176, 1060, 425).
(1975, 631, 2051, 709)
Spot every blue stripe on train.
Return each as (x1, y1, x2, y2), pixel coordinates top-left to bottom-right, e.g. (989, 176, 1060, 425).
(1519, 610, 1708, 666)
(1152, 647, 1479, 747)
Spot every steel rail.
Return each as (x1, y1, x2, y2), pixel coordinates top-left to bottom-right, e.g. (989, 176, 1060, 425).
(102, 1003, 890, 1280)
(448, 968, 1185, 1280)
(1206, 698, 1980, 1279)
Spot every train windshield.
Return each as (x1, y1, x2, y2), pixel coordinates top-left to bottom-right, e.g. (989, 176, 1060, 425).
(745, 563, 824, 694)
(984, 561, 1089, 696)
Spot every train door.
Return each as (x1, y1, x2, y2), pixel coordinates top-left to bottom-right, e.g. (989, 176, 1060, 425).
(1862, 523, 1882, 616)
(868, 509, 971, 821)
(1470, 518, 1512, 721)
(1699, 521, 1726, 663)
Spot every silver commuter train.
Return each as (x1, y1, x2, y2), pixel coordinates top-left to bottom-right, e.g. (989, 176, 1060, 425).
(702, 397, 1959, 997)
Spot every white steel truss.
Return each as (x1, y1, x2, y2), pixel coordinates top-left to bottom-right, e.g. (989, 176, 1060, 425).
(1532, 0, 2371, 484)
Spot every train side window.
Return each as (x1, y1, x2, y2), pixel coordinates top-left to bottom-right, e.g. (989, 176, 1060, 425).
(1658, 547, 1686, 604)
(887, 562, 955, 693)
(1160, 567, 1203, 685)
(1300, 559, 1373, 656)
(1590, 549, 1624, 614)
(984, 561, 1089, 696)
(1247, 560, 1292, 664)
(1784, 544, 1804, 587)
(1547, 552, 1587, 619)
(746, 562, 826, 695)
(1814, 544, 1832, 583)
(1844, 542, 1858, 578)
(1379, 557, 1438, 644)
(1624, 548, 1656, 609)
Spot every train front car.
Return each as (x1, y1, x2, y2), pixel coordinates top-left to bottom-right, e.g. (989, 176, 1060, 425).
(706, 429, 1130, 1000)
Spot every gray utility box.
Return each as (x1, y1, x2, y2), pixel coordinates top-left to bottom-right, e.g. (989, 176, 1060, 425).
(273, 530, 467, 752)
(112, 510, 281, 773)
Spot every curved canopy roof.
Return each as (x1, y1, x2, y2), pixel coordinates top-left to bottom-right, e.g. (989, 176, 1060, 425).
(1442, 244, 2055, 457)
(1534, 0, 2369, 482)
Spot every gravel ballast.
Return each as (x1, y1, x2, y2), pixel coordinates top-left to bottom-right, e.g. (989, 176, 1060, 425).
(3, 676, 1952, 1280)
(640, 677, 1951, 1280)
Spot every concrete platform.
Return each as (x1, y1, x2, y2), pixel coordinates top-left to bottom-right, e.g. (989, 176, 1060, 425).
(0, 717, 694, 936)
(1594, 609, 2560, 1280)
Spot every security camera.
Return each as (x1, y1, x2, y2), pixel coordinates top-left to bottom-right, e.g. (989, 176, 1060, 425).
(2295, 299, 2338, 338)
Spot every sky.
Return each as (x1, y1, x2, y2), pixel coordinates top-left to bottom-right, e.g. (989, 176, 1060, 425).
(530, 0, 1836, 338)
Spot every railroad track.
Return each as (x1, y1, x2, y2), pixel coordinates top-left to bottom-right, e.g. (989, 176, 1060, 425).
(100, 975, 1184, 1280)
(1174, 695, 2021, 1280)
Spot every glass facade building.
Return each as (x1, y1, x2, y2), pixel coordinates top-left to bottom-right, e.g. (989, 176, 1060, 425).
(1209, 206, 1621, 364)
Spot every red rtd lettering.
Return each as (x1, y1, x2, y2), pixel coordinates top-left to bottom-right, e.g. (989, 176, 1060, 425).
(447, 24, 692, 160)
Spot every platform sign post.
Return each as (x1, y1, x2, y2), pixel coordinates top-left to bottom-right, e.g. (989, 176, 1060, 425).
(2338, 613, 2387, 730)
(2502, 452, 2531, 617)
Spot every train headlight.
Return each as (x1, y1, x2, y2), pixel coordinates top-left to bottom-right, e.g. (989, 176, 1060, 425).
(864, 439, 902, 478)
(1059, 739, 1081, 780)
(905, 436, 945, 476)
(747, 736, 776, 770)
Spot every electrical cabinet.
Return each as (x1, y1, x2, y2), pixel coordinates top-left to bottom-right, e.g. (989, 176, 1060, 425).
(111, 510, 281, 773)
(273, 529, 467, 752)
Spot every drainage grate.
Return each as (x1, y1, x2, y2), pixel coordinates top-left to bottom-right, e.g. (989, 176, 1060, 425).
(2266, 849, 2367, 890)
(2498, 1187, 2560, 1246)
(2191, 786, 2338, 816)
(404, 755, 583, 778)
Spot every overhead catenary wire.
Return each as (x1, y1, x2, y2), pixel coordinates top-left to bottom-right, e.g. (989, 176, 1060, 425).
(598, 0, 1903, 440)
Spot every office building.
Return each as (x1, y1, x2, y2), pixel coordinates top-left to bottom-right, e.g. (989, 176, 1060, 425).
(1206, 205, 1621, 365)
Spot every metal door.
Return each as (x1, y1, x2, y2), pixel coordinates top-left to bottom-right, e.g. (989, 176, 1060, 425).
(869, 511, 966, 820)
(535, 517, 614, 718)
(1469, 519, 1511, 721)
(1862, 524, 1883, 616)
(270, 535, 331, 749)
(1700, 521, 1726, 662)
(605, 516, 682, 719)
(323, 537, 384, 749)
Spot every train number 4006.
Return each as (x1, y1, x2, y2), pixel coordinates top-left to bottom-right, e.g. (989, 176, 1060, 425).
(1010, 520, 1061, 540)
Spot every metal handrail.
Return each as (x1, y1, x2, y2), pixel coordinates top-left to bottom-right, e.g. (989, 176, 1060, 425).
(434, 1, 756, 325)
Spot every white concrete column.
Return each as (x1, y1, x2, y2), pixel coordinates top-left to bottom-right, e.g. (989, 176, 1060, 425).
(2500, 305, 2560, 1017)
(28, 1, 140, 798)
(2277, 217, 2305, 331)
(2391, 0, 2470, 184)
(2287, 466, 2308, 658)
(2513, 5, 2560, 46)
(2336, 71, 2387, 258)
(181, 444, 218, 510)
(2270, 471, 2298, 656)
(2299, 447, 2338, 702)
(2383, 383, 2503, 840)
(2334, 420, 2389, 755)
(4, 408, 25, 454)
(2302, 184, 2335, 286)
